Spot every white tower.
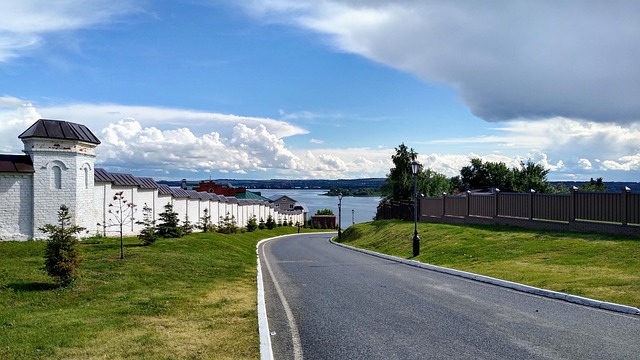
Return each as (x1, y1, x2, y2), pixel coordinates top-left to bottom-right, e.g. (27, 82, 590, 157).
(19, 119, 101, 239)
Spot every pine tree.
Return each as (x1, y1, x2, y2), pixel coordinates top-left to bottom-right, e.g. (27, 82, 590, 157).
(265, 215, 276, 230)
(39, 205, 84, 287)
(157, 203, 183, 238)
(199, 208, 215, 232)
(136, 203, 157, 245)
(246, 215, 258, 232)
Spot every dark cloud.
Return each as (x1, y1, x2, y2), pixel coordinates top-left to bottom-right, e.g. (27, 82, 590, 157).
(248, 1, 640, 123)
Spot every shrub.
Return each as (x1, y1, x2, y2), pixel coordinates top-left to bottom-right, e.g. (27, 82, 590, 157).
(199, 208, 216, 232)
(217, 213, 238, 234)
(157, 204, 183, 238)
(265, 215, 276, 230)
(315, 208, 334, 215)
(258, 218, 266, 230)
(39, 205, 84, 287)
(136, 203, 157, 246)
(246, 216, 258, 232)
(181, 215, 194, 235)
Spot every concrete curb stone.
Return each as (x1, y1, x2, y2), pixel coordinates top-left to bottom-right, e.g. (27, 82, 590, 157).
(331, 239, 640, 316)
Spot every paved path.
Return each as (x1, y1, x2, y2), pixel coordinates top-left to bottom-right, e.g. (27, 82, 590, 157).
(258, 233, 640, 359)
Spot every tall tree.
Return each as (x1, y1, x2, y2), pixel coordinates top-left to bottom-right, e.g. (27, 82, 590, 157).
(512, 160, 552, 193)
(579, 177, 606, 192)
(418, 168, 453, 197)
(381, 143, 417, 202)
(461, 158, 554, 193)
(460, 158, 513, 191)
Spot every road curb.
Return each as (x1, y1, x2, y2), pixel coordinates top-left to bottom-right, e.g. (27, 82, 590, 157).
(331, 239, 640, 316)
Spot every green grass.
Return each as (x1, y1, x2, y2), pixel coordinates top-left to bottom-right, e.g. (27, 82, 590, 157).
(0, 227, 312, 360)
(340, 220, 640, 308)
(5, 221, 636, 359)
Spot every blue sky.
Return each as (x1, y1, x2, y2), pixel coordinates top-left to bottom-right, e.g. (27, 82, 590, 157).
(2, 1, 640, 181)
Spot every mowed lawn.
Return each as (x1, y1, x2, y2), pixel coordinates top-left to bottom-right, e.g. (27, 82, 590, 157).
(0, 228, 305, 360)
(340, 220, 640, 308)
(3, 222, 639, 359)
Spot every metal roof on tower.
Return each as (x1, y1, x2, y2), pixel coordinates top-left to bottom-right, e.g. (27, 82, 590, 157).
(19, 119, 101, 145)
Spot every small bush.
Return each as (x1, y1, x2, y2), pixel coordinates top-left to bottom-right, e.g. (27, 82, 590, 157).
(217, 213, 238, 234)
(315, 208, 334, 215)
(265, 215, 276, 230)
(40, 205, 84, 287)
(181, 215, 194, 235)
(199, 209, 216, 232)
(246, 216, 258, 232)
(136, 203, 158, 246)
(157, 204, 183, 238)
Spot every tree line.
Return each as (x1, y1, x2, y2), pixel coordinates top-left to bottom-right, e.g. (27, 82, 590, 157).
(381, 143, 605, 203)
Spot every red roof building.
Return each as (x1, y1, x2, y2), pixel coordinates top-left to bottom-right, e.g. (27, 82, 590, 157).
(192, 180, 247, 197)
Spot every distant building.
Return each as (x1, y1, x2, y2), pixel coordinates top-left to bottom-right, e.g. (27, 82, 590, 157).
(311, 215, 337, 229)
(193, 180, 248, 197)
(269, 195, 309, 224)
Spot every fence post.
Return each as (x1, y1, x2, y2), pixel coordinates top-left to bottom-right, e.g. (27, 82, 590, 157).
(529, 189, 535, 221)
(569, 186, 577, 222)
(494, 188, 500, 219)
(442, 192, 447, 217)
(622, 186, 630, 226)
(466, 190, 471, 218)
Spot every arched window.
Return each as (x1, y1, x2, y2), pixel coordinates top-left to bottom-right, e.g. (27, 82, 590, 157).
(52, 166, 62, 189)
(84, 167, 89, 189)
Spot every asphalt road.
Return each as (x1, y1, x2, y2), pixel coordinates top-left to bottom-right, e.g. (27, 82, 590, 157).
(258, 233, 640, 360)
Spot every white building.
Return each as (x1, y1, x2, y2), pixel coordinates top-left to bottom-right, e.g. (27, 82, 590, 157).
(0, 119, 303, 241)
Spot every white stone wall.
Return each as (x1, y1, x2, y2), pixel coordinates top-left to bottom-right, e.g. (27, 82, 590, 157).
(0, 174, 34, 240)
(155, 195, 173, 223)
(186, 198, 200, 227)
(93, 181, 110, 236)
(0, 161, 304, 241)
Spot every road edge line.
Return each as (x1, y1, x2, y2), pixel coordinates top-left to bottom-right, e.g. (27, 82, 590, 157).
(330, 239, 640, 316)
(257, 233, 320, 360)
(256, 243, 274, 360)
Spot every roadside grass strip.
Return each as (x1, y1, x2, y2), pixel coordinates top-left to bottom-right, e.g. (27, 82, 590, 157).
(338, 220, 640, 310)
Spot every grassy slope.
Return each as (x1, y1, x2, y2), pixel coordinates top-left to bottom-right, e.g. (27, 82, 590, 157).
(340, 220, 640, 308)
(0, 228, 305, 360)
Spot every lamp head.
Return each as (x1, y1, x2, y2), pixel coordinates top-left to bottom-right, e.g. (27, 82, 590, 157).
(411, 160, 420, 175)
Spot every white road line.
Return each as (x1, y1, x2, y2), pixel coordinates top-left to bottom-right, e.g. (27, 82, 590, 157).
(257, 235, 306, 360)
(256, 248, 274, 360)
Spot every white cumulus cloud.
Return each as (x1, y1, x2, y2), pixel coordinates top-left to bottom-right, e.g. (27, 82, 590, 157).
(98, 119, 309, 175)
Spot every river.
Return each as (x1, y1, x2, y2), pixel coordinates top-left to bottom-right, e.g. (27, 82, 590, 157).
(253, 189, 380, 229)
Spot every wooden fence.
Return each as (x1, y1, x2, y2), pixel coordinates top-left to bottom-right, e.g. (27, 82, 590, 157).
(379, 189, 640, 236)
(376, 200, 415, 221)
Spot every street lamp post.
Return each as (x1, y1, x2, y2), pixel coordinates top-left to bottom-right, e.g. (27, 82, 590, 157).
(338, 192, 343, 240)
(411, 160, 420, 257)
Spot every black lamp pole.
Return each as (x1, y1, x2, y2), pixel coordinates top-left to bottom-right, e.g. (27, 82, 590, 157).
(338, 192, 343, 240)
(412, 160, 420, 257)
